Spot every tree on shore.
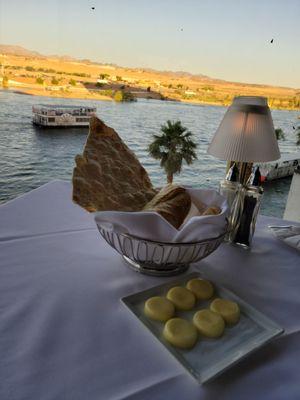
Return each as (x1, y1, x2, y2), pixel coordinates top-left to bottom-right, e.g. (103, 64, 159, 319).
(114, 90, 136, 102)
(99, 73, 110, 80)
(114, 90, 123, 102)
(296, 127, 300, 146)
(148, 120, 197, 184)
(36, 77, 44, 85)
(2, 76, 9, 88)
(275, 128, 285, 140)
(51, 77, 59, 85)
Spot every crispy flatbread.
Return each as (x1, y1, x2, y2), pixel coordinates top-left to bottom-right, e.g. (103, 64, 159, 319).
(72, 116, 156, 212)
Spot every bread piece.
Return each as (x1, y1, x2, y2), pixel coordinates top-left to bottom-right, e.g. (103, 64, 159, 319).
(143, 184, 191, 229)
(202, 206, 221, 216)
(72, 116, 156, 212)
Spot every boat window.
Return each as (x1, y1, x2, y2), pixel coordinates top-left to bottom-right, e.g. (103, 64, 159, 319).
(76, 117, 89, 122)
(48, 118, 55, 122)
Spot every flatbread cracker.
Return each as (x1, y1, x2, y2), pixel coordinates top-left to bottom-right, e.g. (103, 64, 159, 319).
(72, 116, 156, 212)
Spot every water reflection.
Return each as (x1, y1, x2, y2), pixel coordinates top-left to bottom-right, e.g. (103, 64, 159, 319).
(262, 177, 292, 216)
(0, 90, 298, 218)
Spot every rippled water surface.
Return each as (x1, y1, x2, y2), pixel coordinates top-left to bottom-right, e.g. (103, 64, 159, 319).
(0, 90, 299, 217)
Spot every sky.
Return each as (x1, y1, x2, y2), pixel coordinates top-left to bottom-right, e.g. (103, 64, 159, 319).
(0, 0, 299, 88)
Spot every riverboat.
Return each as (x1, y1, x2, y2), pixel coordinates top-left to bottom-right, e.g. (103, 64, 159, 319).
(258, 152, 300, 181)
(32, 105, 96, 127)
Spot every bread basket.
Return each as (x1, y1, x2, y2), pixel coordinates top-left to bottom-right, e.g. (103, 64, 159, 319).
(96, 223, 227, 276)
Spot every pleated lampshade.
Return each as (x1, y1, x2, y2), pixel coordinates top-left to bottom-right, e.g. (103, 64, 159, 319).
(207, 96, 280, 162)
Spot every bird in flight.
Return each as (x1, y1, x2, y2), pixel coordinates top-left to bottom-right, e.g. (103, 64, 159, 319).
(270, 38, 274, 43)
(91, 7, 95, 10)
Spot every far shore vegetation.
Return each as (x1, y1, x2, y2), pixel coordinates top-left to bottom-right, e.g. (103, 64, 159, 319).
(1, 51, 300, 110)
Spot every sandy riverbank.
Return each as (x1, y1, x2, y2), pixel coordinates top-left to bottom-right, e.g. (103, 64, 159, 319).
(6, 87, 112, 101)
(7, 87, 298, 112)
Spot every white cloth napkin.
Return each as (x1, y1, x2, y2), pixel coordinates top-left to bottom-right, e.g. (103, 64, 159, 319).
(270, 226, 300, 252)
(94, 188, 229, 243)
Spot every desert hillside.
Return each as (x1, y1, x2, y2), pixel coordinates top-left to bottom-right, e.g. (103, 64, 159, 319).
(0, 45, 299, 109)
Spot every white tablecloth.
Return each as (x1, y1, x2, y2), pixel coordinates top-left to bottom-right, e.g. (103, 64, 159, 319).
(0, 180, 299, 400)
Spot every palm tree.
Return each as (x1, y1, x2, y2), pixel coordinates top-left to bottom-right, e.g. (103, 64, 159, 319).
(148, 120, 197, 184)
(296, 126, 300, 146)
(275, 128, 285, 141)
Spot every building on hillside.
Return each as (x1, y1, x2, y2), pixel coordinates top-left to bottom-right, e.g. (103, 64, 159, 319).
(97, 79, 109, 84)
(122, 77, 137, 84)
(185, 90, 196, 96)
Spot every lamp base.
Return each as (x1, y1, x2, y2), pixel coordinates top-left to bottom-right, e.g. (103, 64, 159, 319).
(231, 241, 251, 250)
(228, 185, 262, 249)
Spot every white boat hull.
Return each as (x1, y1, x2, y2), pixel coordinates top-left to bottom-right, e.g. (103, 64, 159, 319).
(258, 153, 300, 181)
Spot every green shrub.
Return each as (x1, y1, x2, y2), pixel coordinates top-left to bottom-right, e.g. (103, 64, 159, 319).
(113, 90, 136, 102)
(101, 89, 113, 97)
(296, 127, 300, 146)
(114, 90, 123, 102)
(51, 77, 59, 85)
(2, 76, 9, 88)
(275, 128, 285, 141)
(123, 91, 136, 101)
(36, 77, 44, 85)
(99, 73, 110, 80)
(202, 86, 214, 91)
(69, 79, 76, 86)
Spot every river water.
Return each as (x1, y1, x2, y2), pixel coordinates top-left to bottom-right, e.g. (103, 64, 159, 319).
(0, 89, 299, 217)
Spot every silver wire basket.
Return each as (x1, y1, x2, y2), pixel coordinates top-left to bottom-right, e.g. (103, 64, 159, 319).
(97, 224, 227, 277)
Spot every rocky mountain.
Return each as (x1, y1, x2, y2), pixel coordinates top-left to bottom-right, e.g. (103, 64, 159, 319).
(0, 44, 212, 80)
(0, 44, 44, 58)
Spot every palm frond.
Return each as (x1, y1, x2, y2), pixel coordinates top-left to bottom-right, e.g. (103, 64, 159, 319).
(148, 119, 198, 181)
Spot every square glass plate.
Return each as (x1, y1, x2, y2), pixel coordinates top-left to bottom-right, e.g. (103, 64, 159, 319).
(121, 272, 283, 384)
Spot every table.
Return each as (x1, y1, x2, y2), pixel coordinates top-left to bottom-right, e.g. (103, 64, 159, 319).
(1, 180, 299, 400)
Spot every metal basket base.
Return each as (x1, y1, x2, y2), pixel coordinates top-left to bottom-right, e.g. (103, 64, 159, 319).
(122, 256, 190, 277)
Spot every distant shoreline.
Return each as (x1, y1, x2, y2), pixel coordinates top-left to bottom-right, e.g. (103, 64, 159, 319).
(1, 86, 112, 101)
(1, 87, 299, 112)
(1, 49, 299, 112)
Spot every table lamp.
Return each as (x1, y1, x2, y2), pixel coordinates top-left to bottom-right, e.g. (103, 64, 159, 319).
(207, 96, 280, 248)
